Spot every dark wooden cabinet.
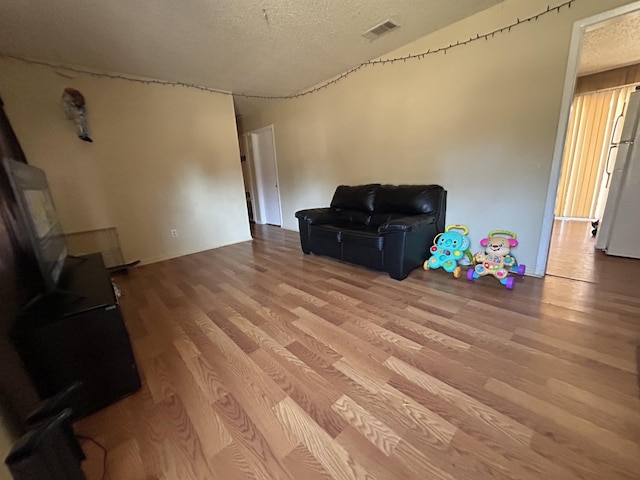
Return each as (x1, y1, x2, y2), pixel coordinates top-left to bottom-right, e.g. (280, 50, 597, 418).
(11, 253, 141, 419)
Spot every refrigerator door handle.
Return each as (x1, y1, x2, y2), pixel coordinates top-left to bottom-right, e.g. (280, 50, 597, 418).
(604, 140, 634, 188)
(610, 106, 625, 147)
(605, 108, 628, 187)
(605, 145, 617, 187)
(605, 144, 617, 174)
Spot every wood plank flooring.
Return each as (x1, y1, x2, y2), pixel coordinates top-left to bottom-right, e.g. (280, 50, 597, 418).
(78, 224, 640, 480)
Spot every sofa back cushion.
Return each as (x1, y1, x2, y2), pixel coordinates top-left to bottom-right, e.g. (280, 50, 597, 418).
(331, 184, 379, 212)
(374, 184, 443, 215)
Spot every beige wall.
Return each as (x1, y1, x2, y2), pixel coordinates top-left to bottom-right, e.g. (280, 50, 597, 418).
(240, 0, 634, 275)
(0, 59, 250, 264)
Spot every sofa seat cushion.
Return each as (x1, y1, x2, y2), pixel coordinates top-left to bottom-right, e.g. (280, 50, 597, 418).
(340, 226, 385, 251)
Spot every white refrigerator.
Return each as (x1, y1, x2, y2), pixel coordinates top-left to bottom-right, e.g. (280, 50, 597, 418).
(596, 87, 640, 259)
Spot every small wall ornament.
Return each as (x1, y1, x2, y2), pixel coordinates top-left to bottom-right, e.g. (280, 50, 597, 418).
(61, 88, 92, 142)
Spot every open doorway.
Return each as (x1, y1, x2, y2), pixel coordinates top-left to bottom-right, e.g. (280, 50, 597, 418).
(539, 2, 640, 281)
(238, 125, 282, 228)
(548, 80, 639, 282)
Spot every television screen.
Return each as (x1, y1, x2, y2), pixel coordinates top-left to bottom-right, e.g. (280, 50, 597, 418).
(2, 157, 67, 292)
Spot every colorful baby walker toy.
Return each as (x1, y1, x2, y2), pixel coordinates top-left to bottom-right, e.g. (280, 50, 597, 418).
(467, 230, 525, 289)
(424, 224, 471, 278)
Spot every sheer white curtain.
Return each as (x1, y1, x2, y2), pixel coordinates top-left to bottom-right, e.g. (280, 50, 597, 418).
(555, 85, 637, 219)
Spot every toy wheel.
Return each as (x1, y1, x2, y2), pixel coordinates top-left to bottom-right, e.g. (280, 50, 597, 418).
(506, 277, 515, 289)
(454, 266, 461, 279)
(467, 269, 475, 281)
(518, 264, 526, 276)
(423, 260, 430, 271)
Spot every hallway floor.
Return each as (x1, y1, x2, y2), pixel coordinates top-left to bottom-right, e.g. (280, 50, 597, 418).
(546, 219, 639, 296)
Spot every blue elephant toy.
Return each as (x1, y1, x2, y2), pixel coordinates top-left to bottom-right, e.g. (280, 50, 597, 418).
(424, 224, 471, 278)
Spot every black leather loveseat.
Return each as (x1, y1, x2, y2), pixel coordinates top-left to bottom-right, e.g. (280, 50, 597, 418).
(295, 184, 446, 280)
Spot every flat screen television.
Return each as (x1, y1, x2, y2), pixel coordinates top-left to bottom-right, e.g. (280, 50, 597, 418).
(2, 157, 68, 293)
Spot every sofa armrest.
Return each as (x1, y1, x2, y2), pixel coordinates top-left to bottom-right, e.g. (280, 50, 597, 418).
(295, 208, 339, 225)
(377, 214, 436, 233)
(380, 215, 440, 280)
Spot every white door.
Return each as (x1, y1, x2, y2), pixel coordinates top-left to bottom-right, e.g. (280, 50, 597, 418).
(250, 125, 282, 226)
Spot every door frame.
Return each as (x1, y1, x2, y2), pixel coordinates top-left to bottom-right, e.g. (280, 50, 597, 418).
(536, 1, 640, 276)
(249, 124, 283, 226)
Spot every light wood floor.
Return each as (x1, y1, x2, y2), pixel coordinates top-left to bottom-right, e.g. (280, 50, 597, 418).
(78, 224, 640, 480)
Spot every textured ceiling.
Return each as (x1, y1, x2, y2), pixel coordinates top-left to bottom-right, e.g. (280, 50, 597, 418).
(2, 1, 638, 115)
(579, 11, 640, 76)
(0, 0, 506, 115)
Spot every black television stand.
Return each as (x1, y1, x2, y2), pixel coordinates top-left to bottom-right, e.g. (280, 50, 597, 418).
(11, 253, 141, 420)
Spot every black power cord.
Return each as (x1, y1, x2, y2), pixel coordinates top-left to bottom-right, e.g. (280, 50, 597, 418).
(77, 435, 108, 480)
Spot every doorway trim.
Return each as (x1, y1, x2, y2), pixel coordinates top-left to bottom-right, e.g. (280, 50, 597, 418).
(239, 133, 258, 223)
(536, 0, 640, 276)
